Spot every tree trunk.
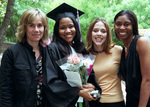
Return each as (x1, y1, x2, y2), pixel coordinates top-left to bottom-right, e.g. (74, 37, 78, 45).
(0, 0, 15, 53)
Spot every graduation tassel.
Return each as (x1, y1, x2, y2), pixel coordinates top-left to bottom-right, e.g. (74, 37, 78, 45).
(77, 9, 82, 42)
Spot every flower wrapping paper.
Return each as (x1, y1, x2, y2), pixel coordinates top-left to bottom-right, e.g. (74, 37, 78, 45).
(56, 53, 95, 87)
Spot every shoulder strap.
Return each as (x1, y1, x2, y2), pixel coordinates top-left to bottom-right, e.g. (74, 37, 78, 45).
(129, 35, 141, 78)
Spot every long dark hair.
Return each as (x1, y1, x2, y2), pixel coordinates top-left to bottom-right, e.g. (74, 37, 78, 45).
(52, 17, 87, 56)
(114, 10, 139, 39)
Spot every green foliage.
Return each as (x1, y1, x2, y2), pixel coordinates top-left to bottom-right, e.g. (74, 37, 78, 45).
(1, 0, 150, 46)
(0, 0, 7, 26)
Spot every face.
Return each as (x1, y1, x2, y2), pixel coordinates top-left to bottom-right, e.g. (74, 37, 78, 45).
(115, 15, 133, 40)
(26, 15, 44, 44)
(59, 17, 76, 46)
(92, 21, 107, 47)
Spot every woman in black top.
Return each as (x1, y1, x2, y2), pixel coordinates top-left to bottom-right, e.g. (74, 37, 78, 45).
(0, 8, 51, 107)
(114, 10, 150, 107)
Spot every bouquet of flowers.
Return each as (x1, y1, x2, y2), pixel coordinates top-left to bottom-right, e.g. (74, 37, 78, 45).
(56, 53, 95, 87)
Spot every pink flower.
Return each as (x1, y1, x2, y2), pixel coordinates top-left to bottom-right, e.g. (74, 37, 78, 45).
(72, 55, 80, 65)
(68, 56, 73, 64)
(57, 54, 96, 85)
(67, 55, 80, 65)
(87, 65, 93, 76)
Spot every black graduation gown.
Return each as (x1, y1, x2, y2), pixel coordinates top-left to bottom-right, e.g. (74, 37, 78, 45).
(43, 42, 80, 107)
(87, 70, 102, 107)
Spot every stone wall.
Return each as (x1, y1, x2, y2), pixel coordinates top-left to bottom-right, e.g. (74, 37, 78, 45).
(0, 42, 16, 65)
(2, 41, 16, 53)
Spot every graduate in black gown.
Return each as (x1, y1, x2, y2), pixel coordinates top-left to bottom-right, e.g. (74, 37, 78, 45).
(43, 3, 97, 107)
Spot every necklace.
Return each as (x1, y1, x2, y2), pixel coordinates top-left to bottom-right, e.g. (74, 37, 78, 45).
(124, 46, 128, 53)
(124, 36, 135, 53)
(93, 49, 104, 53)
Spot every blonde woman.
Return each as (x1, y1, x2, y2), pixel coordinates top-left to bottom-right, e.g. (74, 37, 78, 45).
(0, 8, 50, 107)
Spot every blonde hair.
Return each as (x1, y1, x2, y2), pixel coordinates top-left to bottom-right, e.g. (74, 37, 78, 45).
(86, 18, 114, 54)
(16, 8, 50, 44)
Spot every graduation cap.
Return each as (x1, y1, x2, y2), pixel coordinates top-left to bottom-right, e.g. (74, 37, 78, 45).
(47, 3, 84, 42)
(47, 3, 84, 21)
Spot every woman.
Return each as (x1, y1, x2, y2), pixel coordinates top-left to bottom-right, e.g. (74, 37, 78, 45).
(44, 3, 96, 107)
(0, 8, 50, 107)
(114, 10, 150, 107)
(86, 18, 125, 107)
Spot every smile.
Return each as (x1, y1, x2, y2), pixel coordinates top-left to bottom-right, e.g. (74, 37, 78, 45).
(95, 38, 102, 42)
(119, 32, 126, 36)
(64, 35, 73, 37)
(120, 33, 126, 35)
(32, 34, 40, 36)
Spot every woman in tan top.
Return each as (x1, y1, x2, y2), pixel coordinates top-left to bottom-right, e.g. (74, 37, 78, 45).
(86, 18, 125, 107)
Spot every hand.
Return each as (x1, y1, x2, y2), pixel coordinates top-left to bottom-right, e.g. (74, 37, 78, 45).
(82, 83, 95, 90)
(78, 88, 97, 101)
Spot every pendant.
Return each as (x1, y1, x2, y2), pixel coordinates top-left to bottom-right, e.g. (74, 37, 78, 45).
(124, 46, 127, 53)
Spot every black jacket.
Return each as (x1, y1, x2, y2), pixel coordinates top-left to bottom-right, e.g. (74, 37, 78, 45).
(0, 42, 50, 107)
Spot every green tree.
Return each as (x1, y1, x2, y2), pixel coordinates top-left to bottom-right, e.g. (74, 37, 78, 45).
(0, 0, 15, 53)
(0, 0, 7, 25)
(1, 0, 150, 47)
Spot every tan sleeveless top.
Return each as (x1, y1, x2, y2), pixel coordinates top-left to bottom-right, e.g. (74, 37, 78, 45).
(93, 45, 124, 103)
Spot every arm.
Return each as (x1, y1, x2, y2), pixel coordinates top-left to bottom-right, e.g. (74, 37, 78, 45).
(137, 37, 150, 107)
(78, 87, 96, 101)
(0, 49, 14, 107)
(79, 83, 97, 101)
